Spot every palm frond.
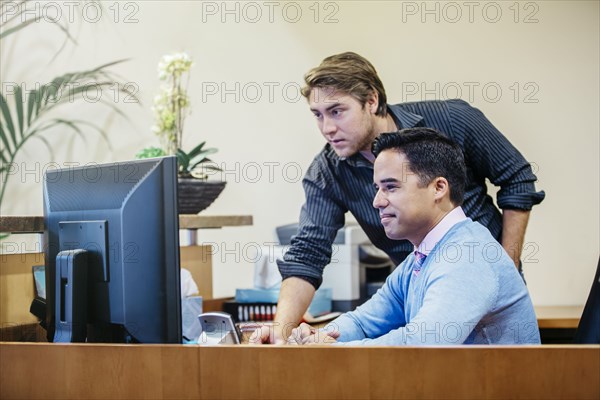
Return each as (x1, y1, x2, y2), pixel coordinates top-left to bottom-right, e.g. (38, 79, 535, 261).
(0, 110, 14, 154)
(0, 61, 134, 206)
(14, 84, 24, 139)
(0, 92, 16, 151)
(0, 146, 8, 164)
(0, 18, 36, 39)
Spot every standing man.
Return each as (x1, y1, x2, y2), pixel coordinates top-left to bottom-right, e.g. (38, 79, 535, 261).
(251, 52, 544, 344)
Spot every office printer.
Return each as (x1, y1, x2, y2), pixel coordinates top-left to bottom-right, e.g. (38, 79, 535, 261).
(276, 223, 395, 312)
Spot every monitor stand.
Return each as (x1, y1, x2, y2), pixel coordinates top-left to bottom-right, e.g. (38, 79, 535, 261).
(53, 220, 108, 343)
(54, 249, 88, 342)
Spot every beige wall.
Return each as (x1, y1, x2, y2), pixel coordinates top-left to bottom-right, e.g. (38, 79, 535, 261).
(1, 1, 598, 305)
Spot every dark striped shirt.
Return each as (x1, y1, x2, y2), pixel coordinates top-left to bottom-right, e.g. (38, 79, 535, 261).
(279, 99, 545, 289)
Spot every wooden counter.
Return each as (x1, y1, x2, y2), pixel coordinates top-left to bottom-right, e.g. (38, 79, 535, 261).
(0, 215, 253, 233)
(535, 305, 584, 329)
(1, 343, 598, 399)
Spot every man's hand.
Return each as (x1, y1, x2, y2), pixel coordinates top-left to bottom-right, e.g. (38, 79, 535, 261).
(248, 323, 288, 345)
(250, 277, 316, 345)
(288, 322, 340, 345)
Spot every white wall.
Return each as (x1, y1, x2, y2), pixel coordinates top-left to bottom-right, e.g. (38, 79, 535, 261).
(1, 1, 598, 305)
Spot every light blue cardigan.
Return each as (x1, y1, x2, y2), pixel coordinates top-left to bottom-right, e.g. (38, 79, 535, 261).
(329, 219, 540, 345)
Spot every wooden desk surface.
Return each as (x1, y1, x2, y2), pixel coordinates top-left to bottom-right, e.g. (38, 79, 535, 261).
(0, 215, 253, 233)
(1, 343, 598, 399)
(535, 305, 584, 329)
(178, 214, 253, 229)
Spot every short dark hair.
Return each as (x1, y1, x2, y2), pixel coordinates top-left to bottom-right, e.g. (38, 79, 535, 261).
(301, 52, 387, 116)
(372, 128, 467, 205)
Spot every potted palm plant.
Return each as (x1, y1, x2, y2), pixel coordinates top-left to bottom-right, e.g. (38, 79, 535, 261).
(136, 53, 224, 214)
(0, 0, 135, 209)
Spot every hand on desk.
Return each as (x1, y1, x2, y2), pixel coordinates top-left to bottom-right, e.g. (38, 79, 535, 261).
(248, 324, 287, 345)
(247, 321, 340, 345)
(288, 323, 340, 345)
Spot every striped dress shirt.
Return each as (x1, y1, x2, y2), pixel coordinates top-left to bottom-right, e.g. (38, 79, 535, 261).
(278, 99, 545, 289)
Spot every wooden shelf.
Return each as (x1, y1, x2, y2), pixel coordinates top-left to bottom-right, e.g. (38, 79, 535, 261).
(179, 214, 253, 229)
(0, 216, 44, 234)
(0, 215, 252, 234)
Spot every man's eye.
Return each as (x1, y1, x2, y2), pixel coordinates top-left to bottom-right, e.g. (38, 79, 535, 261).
(331, 109, 341, 116)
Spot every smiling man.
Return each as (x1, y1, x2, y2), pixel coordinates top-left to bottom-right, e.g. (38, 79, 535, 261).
(291, 129, 540, 345)
(251, 52, 544, 345)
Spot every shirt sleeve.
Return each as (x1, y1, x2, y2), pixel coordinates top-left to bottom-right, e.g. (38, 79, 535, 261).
(326, 262, 408, 342)
(335, 255, 498, 346)
(447, 99, 545, 210)
(277, 156, 347, 289)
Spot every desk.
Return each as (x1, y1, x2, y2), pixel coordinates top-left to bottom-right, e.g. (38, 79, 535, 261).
(534, 305, 584, 344)
(535, 305, 584, 329)
(1, 343, 598, 399)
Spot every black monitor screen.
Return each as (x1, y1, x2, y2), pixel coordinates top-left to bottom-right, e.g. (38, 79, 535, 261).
(43, 156, 181, 344)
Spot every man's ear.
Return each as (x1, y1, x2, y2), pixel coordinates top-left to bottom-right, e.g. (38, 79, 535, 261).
(433, 177, 449, 202)
(366, 90, 379, 113)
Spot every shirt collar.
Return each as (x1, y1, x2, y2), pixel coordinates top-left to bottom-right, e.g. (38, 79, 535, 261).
(387, 104, 424, 129)
(416, 207, 467, 256)
(342, 151, 373, 168)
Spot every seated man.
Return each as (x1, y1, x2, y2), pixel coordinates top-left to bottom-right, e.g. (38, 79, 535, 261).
(291, 128, 540, 345)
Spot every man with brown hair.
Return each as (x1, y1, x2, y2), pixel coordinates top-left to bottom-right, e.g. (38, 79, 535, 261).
(251, 52, 544, 344)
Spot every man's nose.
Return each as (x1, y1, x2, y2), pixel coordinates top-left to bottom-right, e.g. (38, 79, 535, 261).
(373, 189, 387, 209)
(321, 116, 337, 136)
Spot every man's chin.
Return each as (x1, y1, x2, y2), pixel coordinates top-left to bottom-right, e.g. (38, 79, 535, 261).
(332, 147, 356, 158)
(383, 230, 399, 240)
(384, 228, 404, 241)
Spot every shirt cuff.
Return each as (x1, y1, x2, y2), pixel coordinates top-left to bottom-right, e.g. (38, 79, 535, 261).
(277, 259, 323, 290)
(497, 190, 546, 211)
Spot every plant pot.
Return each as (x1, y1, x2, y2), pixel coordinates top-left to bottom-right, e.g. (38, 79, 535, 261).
(177, 179, 226, 214)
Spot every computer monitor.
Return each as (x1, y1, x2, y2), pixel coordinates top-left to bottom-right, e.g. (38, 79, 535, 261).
(43, 156, 182, 344)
